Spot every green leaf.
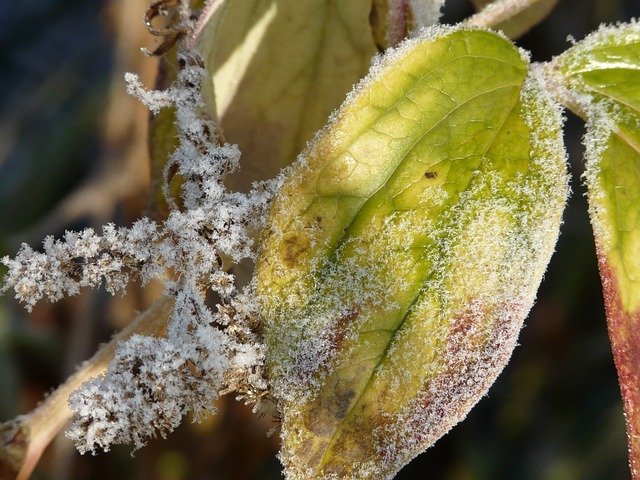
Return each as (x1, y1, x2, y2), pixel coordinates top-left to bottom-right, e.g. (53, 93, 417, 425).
(194, 0, 378, 191)
(547, 21, 640, 479)
(256, 26, 568, 478)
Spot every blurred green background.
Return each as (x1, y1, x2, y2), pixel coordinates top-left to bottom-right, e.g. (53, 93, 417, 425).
(1, 0, 639, 479)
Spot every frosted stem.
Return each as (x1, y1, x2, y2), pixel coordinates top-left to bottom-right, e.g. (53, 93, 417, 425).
(535, 62, 589, 120)
(0, 296, 175, 480)
(464, 0, 545, 29)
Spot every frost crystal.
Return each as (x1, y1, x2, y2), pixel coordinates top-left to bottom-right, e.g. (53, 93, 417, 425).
(2, 51, 279, 453)
(67, 335, 200, 453)
(1, 220, 161, 311)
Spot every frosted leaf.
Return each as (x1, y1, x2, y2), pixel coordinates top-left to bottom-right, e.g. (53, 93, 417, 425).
(370, 0, 445, 48)
(193, 0, 378, 192)
(256, 26, 568, 478)
(544, 21, 640, 273)
(543, 19, 640, 477)
(543, 18, 640, 342)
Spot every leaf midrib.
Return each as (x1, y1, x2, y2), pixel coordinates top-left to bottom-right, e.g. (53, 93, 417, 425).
(315, 84, 523, 472)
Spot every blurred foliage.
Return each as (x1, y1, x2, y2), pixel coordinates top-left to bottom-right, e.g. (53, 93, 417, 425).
(1, 0, 640, 479)
(0, 2, 114, 477)
(0, 0, 112, 236)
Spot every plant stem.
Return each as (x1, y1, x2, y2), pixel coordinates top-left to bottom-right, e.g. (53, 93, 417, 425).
(0, 295, 175, 480)
(535, 62, 589, 120)
(464, 0, 547, 29)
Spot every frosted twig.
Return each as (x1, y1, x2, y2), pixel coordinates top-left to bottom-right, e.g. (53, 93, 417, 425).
(0, 296, 175, 480)
(1, 47, 279, 460)
(464, 0, 547, 29)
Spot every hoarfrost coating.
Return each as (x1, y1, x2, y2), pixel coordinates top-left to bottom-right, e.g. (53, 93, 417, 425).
(2, 53, 280, 453)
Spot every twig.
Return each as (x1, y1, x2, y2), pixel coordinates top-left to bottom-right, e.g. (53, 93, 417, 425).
(464, 0, 545, 29)
(0, 295, 175, 480)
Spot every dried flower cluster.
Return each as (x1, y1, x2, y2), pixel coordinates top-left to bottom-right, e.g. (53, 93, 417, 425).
(1, 52, 280, 453)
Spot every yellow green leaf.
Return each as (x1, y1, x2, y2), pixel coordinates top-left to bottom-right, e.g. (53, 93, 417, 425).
(194, 0, 378, 191)
(547, 21, 640, 478)
(256, 26, 568, 478)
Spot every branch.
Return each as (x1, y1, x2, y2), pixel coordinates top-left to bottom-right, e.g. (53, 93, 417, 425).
(0, 295, 175, 480)
(464, 0, 548, 30)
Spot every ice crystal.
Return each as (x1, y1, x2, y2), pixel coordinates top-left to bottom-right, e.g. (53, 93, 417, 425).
(67, 335, 200, 453)
(2, 51, 279, 453)
(2, 219, 161, 311)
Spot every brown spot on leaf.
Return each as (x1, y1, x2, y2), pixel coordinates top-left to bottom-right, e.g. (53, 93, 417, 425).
(327, 307, 360, 356)
(424, 171, 438, 179)
(333, 388, 356, 419)
(390, 300, 521, 468)
(279, 233, 309, 267)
